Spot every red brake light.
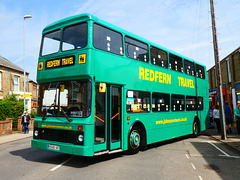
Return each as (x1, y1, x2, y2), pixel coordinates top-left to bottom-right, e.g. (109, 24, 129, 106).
(34, 123, 38, 127)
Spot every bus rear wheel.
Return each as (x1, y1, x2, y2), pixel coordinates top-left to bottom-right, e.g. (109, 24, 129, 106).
(192, 119, 200, 138)
(128, 126, 141, 154)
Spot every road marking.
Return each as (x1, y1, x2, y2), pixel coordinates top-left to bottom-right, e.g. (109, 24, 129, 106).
(203, 141, 240, 158)
(50, 156, 74, 172)
(191, 163, 196, 170)
(219, 154, 240, 158)
(185, 154, 189, 159)
(208, 141, 231, 157)
(199, 175, 203, 180)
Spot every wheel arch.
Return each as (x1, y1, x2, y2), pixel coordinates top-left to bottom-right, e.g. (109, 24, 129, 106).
(194, 116, 200, 129)
(128, 121, 147, 149)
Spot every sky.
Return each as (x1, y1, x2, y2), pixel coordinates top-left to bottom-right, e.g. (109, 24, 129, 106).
(0, 0, 240, 81)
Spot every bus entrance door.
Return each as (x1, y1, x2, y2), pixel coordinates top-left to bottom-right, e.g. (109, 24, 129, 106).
(94, 84, 122, 155)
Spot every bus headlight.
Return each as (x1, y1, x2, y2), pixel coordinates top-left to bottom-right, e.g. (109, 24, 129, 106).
(78, 134, 84, 142)
(34, 130, 39, 137)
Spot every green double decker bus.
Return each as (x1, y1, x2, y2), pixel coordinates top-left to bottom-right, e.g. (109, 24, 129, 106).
(31, 14, 209, 156)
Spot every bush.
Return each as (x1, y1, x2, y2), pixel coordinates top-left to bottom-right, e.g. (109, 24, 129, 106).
(0, 94, 24, 121)
(30, 110, 37, 118)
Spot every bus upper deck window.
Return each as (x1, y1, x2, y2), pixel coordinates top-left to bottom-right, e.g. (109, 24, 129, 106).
(93, 24, 123, 55)
(169, 54, 183, 73)
(62, 23, 88, 51)
(184, 59, 195, 76)
(125, 36, 149, 63)
(150, 46, 168, 68)
(41, 30, 61, 56)
(196, 64, 205, 79)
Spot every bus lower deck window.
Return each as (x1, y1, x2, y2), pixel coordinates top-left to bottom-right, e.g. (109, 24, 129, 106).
(126, 90, 150, 113)
(152, 92, 170, 112)
(186, 96, 197, 111)
(171, 94, 185, 111)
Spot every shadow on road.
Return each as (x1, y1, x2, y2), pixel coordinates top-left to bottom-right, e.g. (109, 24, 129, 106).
(9, 134, 193, 168)
(9, 146, 125, 168)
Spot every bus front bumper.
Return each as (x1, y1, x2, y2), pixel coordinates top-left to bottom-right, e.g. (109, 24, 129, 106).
(31, 139, 94, 157)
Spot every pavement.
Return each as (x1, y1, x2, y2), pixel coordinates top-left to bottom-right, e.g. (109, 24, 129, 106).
(0, 128, 240, 153)
(203, 126, 240, 152)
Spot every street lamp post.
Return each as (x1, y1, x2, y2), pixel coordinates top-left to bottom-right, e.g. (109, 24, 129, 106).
(23, 15, 32, 113)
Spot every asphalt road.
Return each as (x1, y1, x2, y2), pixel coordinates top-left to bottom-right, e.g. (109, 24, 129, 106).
(0, 134, 240, 180)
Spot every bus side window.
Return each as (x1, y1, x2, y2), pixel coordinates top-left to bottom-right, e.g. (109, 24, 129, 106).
(150, 46, 168, 68)
(198, 97, 204, 110)
(93, 23, 123, 55)
(126, 90, 150, 113)
(125, 36, 149, 63)
(196, 64, 205, 79)
(169, 54, 183, 73)
(184, 59, 195, 76)
(152, 92, 170, 112)
(171, 94, 185, 111)
(186, 96, 197, 111)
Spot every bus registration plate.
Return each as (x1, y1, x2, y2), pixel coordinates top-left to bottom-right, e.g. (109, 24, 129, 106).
(48, 144, 60, 151)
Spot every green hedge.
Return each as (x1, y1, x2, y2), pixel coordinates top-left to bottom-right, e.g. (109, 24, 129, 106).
(0, 94, 24, 121)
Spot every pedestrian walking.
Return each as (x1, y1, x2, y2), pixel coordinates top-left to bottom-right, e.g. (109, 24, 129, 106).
(21, 111, 30, 134)
(224, 101, 232, 134)
(209, 110, 214, 128)
(234, 103, 240, 136)
(213, 105, 221, 133)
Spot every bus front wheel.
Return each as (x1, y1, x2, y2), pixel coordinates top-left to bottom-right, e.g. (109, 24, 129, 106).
(128, 126, 141, 154)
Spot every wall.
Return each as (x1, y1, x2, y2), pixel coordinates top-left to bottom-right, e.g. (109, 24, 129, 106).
(208, 47, 240, 105)
(0, 118, 13, 135)
(0, 117, 34, 135)
(17, 118, 34, 131)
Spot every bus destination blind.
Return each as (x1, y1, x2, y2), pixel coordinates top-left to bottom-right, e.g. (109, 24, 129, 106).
(46, 56, 75, 69)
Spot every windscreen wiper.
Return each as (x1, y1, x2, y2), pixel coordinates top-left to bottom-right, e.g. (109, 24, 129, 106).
(42, 103, 55, 120)
(42, 112, 46, 120)
(60, 106, 72, 122)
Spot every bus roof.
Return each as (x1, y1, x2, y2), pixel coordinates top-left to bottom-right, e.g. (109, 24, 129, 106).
(43, 13, 206, 68)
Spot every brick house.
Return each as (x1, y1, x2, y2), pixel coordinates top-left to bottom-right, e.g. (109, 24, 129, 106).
(207, 46, 240, 110)
(0, 55, 37, 112)
(27, 80, 38, 111)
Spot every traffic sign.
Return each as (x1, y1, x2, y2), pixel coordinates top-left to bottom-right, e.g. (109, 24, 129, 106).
(21, 94, 32, 98)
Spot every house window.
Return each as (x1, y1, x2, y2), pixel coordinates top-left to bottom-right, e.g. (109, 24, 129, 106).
(14, 76, 19, 91)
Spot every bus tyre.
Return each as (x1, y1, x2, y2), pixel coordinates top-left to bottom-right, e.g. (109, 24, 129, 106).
(192, 119, 200, 138)
(128, 126, 141, 154)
